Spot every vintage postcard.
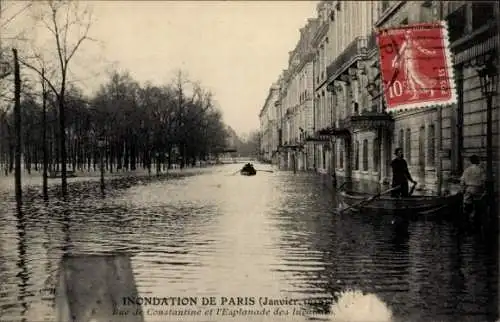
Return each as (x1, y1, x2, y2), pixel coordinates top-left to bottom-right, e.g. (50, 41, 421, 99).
(0, 1, 499, 322)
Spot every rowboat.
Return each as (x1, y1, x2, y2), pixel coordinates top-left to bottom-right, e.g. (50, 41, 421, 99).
(338, 190, 462, 217)
(240, 163, 257, 176)
(240, 170, 256, 176)
(240, 168, 257, 176)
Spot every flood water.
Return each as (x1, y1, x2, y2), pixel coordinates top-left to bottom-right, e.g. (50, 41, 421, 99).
(0, 164, 497, 322)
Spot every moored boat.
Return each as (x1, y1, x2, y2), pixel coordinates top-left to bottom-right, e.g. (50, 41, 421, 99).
(338, 190, 462, 218)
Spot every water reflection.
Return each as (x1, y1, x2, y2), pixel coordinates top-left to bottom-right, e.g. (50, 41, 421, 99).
(405, 221, 497, 321)
(16, 207, 28, 322)
(0, 166, 497, 322)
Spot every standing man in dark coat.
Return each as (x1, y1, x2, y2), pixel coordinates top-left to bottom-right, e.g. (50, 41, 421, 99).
(390, 147, 417, 197)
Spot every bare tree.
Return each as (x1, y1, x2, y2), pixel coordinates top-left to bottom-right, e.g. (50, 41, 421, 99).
(20, 0, 94, 197)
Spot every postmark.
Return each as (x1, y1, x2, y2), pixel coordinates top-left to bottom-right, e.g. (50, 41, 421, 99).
(376, 21, 457, 113)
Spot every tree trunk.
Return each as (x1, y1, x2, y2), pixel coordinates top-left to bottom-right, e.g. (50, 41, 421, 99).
(13, 48, 22, 207)
(155, 152, 161, 176)
(8, 144, 13, 173)
(117, 142, 123, 170)
(42, 69, 48, 200)
(59, 88, 68, 197)
(130, 139, 136, 171)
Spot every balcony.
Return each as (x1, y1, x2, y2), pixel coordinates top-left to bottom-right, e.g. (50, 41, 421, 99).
(312, 21, 329, 47)
(281, 140, 303, 150)
(302, 52, 315, 64)
(305, 133, 329, 143)
(349, 111, 394, 132)
(326, 36, 368, 81)
(316, 111, 394, 138)
(329, 118, 352, 138)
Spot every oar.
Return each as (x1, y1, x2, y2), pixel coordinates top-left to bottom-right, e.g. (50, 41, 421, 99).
(256, 169, 273, 173)
(335, 185, 401, 215)
(337, 182, 349, 191)
(225, 169, 240, 176)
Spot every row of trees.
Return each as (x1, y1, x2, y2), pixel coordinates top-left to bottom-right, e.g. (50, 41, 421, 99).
(0, 1, 230, 200)
(235, 130, 260, 157)
(0, 70, 230, 173)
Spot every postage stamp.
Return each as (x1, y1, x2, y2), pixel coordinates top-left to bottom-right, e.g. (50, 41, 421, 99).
(376, 21, 457, 113)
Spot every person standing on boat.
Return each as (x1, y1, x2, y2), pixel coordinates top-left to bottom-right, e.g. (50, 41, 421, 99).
(390, 148, 416, 197)
(460, 155, 486, 216)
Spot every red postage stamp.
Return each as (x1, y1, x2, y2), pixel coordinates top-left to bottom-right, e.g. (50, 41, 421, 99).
(376, 21, 457, 113)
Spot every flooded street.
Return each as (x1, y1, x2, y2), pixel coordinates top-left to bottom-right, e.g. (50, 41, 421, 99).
(0, 164, 497, 322)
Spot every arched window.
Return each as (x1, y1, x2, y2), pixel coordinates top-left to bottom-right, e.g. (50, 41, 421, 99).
(405, 128, 411, 164)
(427, 124, 435, 167)
(363, 139, 369, 171)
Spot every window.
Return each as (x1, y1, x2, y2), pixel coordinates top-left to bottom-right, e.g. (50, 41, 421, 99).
(471, 2, 495, 30)
(405, 129, 411, 165)
(381, 1, 390, 12)
(419, 3, 433, 22)
(418, 126, 425, 175)
(373, 138, 380, 172)
(363, 139, 369, 171)
(446, 5, 466, 43)
(427, 124, 435, 167)
(400, 18, 408, 25)
(452, 66, 464, 175)
(339, 146, 344, 169)
(322, 147, 326, 168)
(398, 129, 404, 151)
(353, 102, 359, 115)
(355, 140, 360, 170)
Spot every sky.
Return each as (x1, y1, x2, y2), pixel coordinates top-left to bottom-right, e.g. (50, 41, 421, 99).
(2, 0, 319, 136)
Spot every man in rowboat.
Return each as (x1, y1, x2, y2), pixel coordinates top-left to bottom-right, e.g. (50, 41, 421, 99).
(460, 155, 486, 217)
(390, 148, 417, 198)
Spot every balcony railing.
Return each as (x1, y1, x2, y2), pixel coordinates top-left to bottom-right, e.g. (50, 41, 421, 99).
(326, 36, 369, 81)
(335, 117, 351, 130)
(349, 111, 394, 132)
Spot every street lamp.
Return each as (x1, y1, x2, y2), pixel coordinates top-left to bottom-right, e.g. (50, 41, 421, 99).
(97, 137, 106, 194)
(476, 52, 498, 214)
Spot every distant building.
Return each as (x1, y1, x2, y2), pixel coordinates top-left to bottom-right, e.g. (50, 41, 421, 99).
(272, 18, 319, 171)
(258, 82, 280, 163)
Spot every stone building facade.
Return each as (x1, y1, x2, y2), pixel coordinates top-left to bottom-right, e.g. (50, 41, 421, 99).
(258, 82, 280, 163)
(273, 19, 319, 171)
(323, 0, 499, 195)
(361, 1, 499, 194)
(260, 1, 499, 196)
(310, 1, 334, 175)
(311, 1, 381, 184)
